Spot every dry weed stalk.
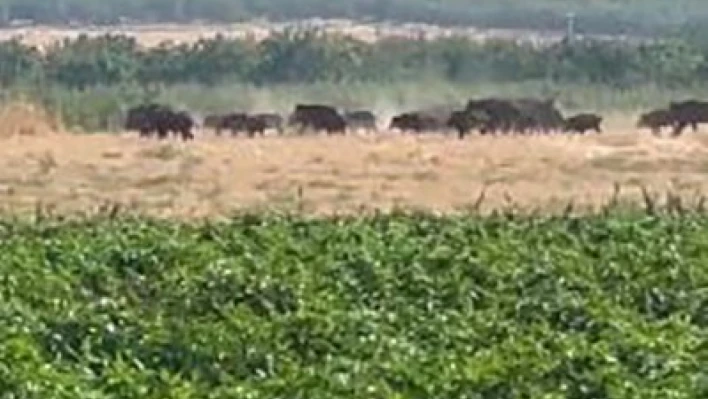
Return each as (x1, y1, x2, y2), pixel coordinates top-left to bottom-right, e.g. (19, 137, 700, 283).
(0, 100, 64, 138)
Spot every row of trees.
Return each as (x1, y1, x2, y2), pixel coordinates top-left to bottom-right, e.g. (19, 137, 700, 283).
(0, 32, 706, 90)
(0, 0, 705, 37)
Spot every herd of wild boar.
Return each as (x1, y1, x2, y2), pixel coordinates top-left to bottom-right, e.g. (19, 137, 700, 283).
(123, 98, 708, 141)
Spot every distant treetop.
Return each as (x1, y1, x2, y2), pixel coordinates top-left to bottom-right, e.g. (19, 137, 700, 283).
(0, 0, 705, 38)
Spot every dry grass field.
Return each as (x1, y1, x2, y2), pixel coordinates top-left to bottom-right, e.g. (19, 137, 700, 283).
(0, 20, 631, 50)
(0, 107, 707, 219)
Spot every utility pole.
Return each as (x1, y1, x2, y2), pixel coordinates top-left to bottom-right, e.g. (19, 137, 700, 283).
(0, 0, 9, 26)
(57, 0, 67, 23)
(565, 12, 576, 45)
(174, 0, 185, 22)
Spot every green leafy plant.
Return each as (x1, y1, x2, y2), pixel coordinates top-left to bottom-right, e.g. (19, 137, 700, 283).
(0, 210, 705, 398)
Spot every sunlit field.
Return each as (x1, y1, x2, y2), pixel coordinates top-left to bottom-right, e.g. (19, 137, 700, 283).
(0, 111, 705, 218)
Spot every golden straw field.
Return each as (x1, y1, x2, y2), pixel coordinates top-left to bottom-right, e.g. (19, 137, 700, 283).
(0, 105, 706, 219)
(0, 20, 575, 49)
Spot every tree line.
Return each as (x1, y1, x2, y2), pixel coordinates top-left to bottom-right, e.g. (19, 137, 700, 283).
(0, 0, 705, 38)
(0, 32, 706, 91)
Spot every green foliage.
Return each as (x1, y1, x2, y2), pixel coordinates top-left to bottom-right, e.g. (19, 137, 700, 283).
(0, 211, 706, 398)
(43, 35, 140, 90)
(254, 30, 369, 84)
(0, 38, 42, 87)
(1, 33, 708, 90)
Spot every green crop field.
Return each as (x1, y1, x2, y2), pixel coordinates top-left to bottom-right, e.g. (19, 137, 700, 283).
(1, 211, 706, 398)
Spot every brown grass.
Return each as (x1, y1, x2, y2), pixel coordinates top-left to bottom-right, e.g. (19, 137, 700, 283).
(0, 114, 707, 219)
(0, 101, 63, 138)
(0, 20, 579, 49)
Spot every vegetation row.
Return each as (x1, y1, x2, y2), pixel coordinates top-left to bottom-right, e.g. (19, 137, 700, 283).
(0, 32, 705, 91)
(0, 212, 706, 398)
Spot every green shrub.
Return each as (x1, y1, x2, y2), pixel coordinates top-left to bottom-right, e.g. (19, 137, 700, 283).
(0, 33, 707, 90)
